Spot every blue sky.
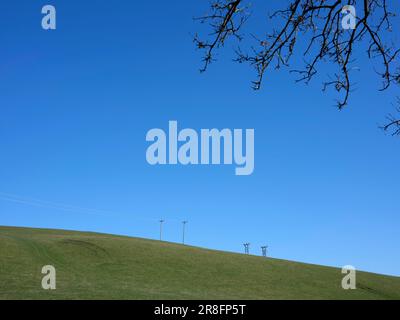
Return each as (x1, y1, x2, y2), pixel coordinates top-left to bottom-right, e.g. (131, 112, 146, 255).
(0, 1, 399, 276)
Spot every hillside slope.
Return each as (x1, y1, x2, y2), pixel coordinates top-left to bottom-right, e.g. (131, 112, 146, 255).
(0, 226, 399, 299)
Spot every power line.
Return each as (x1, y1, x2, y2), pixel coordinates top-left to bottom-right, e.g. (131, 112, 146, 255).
(0, 191, 188, 243)
(1, 192, 270, 258)
(0, 191, 158, 221)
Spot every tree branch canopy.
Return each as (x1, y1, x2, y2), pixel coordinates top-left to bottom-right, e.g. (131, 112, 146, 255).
(194, 0, 400, 134)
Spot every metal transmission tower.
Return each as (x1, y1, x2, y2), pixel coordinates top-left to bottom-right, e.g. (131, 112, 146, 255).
(159, 219, 164, 241)
(182, 221, 188, 245)
(261, 245, 268, 257)
(243, 243, 250, 254)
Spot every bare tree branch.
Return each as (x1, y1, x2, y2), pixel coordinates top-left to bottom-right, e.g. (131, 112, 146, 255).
(381, 98, 400, 136)
(193, 0, 249, 72)
(194, 0, 399, 131)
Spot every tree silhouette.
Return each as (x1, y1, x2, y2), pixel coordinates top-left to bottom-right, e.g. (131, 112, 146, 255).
(194, 0, 399, 134)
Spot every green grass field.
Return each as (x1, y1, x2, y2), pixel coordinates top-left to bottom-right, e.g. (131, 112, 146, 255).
(0, 226, 399, 299)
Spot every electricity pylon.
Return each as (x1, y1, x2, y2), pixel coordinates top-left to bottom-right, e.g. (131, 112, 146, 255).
(261, 245, 268, 257)
(182, 220, 188, 245)
(159, 219, 164, 241)
(243, 243, 250, 254)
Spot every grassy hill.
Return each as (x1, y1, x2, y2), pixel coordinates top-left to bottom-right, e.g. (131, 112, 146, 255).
(0, 226, 399, 300)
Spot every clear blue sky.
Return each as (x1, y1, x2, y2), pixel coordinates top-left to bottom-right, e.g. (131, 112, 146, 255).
(0, 1, 399, 276)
